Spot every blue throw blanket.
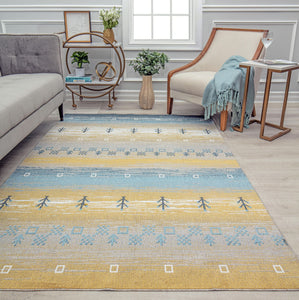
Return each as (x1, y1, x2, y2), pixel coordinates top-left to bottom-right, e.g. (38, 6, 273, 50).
(202, 55, 255, 127)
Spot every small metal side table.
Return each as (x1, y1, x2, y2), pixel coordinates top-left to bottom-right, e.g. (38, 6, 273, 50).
(63, 31, 125, 109)
(233, 60, 299, 141)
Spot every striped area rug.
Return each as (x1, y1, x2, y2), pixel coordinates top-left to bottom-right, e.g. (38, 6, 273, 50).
(0, 114, 298, 290)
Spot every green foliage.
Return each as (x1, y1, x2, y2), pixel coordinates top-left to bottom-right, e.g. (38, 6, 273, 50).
(71, 51, 90, 68)
(129, 49, 169, 76)
(99, 7, 121, 30)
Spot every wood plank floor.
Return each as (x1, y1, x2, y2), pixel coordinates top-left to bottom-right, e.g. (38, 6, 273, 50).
(0, 100, 298, 299)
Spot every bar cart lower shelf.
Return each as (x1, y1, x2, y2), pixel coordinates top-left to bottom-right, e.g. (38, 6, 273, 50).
(66, 78, 119, 109)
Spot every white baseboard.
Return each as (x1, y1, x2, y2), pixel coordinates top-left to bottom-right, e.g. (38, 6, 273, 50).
(65, 89, 299, 103)
(255, 91, 299, 103)
(64, 89, 168, 102)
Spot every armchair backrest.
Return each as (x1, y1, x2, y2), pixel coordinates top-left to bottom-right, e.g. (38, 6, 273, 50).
(0, 34, 63, 76)
(189, 28, 268, 72)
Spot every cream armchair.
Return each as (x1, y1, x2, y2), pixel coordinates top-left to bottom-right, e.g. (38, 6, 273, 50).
(167, 27, 268, 131)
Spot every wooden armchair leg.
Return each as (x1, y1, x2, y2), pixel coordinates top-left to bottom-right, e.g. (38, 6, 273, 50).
(252, 104, 256, 117)
(167, 97, 173, 115)
(220, 110, 228, 131)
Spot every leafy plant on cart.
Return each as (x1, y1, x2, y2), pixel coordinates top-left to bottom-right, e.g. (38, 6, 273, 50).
(71, 51, 90, 68)
(129, 49, 169, 76)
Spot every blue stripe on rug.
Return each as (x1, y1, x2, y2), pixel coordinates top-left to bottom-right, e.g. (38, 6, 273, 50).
(4, 167, 252, 190)
(63, 114, 214, 124)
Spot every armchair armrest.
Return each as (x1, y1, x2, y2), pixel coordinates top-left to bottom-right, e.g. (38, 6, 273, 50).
(0, 34, 63, 76)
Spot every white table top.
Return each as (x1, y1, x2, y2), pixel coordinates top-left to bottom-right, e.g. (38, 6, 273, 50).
(240, 59, 299, 71)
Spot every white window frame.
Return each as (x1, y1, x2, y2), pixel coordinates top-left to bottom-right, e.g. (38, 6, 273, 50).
(122, 0, 202, 50)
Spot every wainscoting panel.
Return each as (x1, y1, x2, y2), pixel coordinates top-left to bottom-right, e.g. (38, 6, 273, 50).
(203, 1, 299, 102)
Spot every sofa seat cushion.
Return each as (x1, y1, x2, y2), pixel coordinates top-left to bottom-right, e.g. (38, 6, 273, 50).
(0, 73, 63, 138)
(170, 71, 216, 98)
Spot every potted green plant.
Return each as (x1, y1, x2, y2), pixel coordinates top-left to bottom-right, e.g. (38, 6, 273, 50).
(99, 7, 121, 44)
(71, 51, 90, 77)
(130, 49, 168, 109)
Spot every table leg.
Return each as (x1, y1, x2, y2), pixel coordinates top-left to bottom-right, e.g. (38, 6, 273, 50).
(79, 86, 83, 101)
(232, 65, 251, 132)
(108, 92, 113, 109)
(71, 92, 77, 109)
(280, 70, 291, 128)
(257, 69, 291, 141)
(260, 69, 273, 138)
(112, 89, 117, 101)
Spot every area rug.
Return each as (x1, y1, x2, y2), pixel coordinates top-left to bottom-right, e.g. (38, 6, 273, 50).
(0, 114, 298, 290)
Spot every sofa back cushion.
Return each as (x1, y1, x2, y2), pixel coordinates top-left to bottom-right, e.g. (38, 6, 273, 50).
(0, 34, 63, 76)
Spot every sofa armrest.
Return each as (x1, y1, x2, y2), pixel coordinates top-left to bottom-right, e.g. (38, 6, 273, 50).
(0, 34, 63, 76)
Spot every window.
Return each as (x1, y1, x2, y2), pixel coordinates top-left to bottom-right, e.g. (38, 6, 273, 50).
(133, 0, 190, 40)
(123, 0, 202, 50)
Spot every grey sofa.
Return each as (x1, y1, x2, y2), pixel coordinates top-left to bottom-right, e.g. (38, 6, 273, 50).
(0, 34, 64, 160)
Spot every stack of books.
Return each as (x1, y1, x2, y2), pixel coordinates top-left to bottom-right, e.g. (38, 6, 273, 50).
(65, 75, 93, 83)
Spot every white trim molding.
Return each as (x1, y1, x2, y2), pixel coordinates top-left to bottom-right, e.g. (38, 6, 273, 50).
(203, 5, 299, 12)
(1, 20, 62, 33)
(124, 57, 193, 82)
(0, 5, 121, 12)
(256, 91, 299, 103)
(0, 19, 102, 34)
(212, 20, 298, 62)
(64, 89, 168, 102)
(64, 90, 299, 103)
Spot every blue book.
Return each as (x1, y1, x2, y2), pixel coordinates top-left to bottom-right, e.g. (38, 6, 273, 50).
(65, 75, 92, 83)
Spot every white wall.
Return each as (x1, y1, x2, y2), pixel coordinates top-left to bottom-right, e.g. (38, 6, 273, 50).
(0, 0, 298, 102)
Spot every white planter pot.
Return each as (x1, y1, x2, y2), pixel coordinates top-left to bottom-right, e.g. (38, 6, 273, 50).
(75, 68, 85, 77)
